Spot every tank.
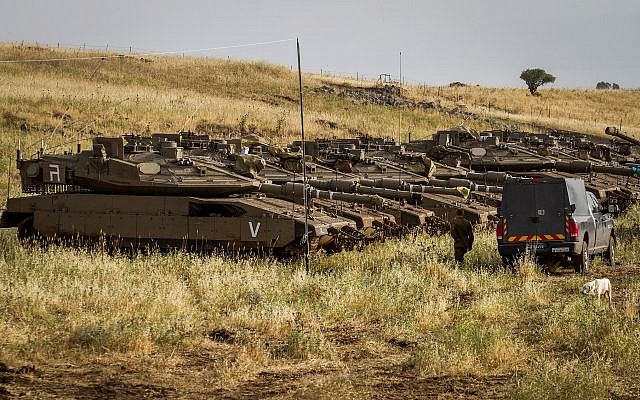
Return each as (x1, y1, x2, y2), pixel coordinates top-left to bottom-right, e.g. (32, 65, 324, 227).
(1, 134, 449, 255)
(2, 193, 356, 256)
(605, 126, 640, 147)
(12, 124, 637, 256)
(251, 136, 500, 224)
(448, 126, 640, 212)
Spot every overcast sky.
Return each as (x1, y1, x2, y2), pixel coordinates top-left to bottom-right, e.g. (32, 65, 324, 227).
(1, 0, 638, 88)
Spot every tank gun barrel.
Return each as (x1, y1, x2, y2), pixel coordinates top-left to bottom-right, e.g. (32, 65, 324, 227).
(464, 171, 509, 185)
(471, 158, 640, 178)
(552, 160, 638, 177)
(605, 126, 640, 146)
(592, 164, 637, 177)
(428, 178, 473, 188)
(259, 182, 386, 207)
(471, 159, 557, 172)
(307, 178, 471, 199)
(358, 177, 500, 193)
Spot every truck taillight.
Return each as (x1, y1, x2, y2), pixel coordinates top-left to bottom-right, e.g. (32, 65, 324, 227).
(568, 218, 579, 241)
(496, 220, 504, 240)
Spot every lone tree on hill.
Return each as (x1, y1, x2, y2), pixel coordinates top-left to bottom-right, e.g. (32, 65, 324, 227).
(597, 81, 621, 90)
(520, 68, 556, 95)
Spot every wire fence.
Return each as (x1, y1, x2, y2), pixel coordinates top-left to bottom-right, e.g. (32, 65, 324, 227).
(4, 40, 404, 83)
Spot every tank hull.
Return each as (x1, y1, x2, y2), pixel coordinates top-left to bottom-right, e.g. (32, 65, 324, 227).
(1, 194, 355, 255)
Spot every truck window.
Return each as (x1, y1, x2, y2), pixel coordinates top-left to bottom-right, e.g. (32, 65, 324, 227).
(586, 193, 600, 213)
(566, 179, 590, 216)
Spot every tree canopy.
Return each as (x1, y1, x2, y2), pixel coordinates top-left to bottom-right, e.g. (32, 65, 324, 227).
(520, 68, 556, 95)
(597, 81, 621, 90)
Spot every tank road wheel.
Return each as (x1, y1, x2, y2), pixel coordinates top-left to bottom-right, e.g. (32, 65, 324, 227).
(17, 216, 37, 242)
(574, 240, 589, 274)
(604, 236, 616, 268)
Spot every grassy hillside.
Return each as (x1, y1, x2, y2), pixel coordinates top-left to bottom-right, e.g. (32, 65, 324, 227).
(1, 43, 640, 398)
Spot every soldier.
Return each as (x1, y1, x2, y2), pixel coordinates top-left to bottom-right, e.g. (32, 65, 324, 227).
(450, 208, 474, 263)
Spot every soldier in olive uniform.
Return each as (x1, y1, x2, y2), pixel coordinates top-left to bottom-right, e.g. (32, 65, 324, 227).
(450, 208, 474, 263)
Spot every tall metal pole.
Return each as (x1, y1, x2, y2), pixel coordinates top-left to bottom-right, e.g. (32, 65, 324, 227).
(399, 51, 402, 85)
(6, 155, 10, 205)
(297, 38, 310, 273)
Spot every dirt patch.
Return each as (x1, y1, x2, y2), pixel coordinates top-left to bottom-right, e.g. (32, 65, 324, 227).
(370, 374, 514, 399)
(0, 362, 37, 399)
(52, 111, 73, 121)
(206, 328, 239, 344)
(0, 360, 182, 399)
(314, 83, 436, 110)
(215, 353, 514, 400)
(315, 119, 339, 130)
(0, 328, 516, 399)
(194, 120, 236, 135)
(1, 111, 31, 131)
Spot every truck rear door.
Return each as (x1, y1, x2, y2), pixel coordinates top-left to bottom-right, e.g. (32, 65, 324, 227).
(503, 180, 566, 243)
(533, 181, 566, 241)
(503, 181, 536, 242)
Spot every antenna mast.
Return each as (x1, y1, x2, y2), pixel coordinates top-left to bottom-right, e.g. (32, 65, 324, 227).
(297, 38, 310, 273)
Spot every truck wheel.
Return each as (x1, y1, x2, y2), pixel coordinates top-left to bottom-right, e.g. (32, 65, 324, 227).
(604, 237, 616, 268)
(574, 240, 589, 274)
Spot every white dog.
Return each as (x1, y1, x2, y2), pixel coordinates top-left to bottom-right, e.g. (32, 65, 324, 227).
(581, 278, 613, 307)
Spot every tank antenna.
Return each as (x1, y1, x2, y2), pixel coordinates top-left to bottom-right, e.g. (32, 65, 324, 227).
(6, 154, 10, 205)
(17, 139, 21, 167)
(297, 38, 310, 274)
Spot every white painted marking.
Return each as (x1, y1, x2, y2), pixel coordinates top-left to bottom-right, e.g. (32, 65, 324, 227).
(49, 164, 61, 182)
(249, 221, 261, 238)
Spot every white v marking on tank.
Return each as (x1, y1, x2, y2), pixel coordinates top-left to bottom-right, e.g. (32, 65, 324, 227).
(249, 221, 261, 238)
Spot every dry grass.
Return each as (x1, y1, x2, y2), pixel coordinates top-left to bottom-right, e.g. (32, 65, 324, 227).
(1, 220, 639, 397)
(408, 85, 640, 137)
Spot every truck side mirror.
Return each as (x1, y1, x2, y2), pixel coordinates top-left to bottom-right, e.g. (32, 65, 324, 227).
(607, 204, 620, 215)
(569, 204, 576, 213)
